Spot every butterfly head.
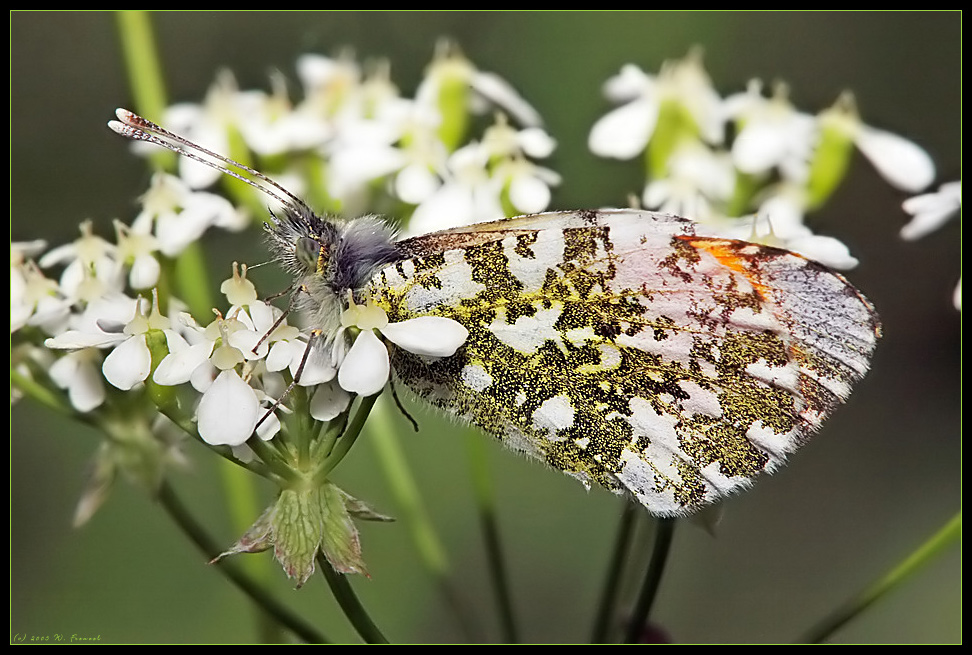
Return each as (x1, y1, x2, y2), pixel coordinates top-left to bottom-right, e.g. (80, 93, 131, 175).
(266, 206, 341, 283)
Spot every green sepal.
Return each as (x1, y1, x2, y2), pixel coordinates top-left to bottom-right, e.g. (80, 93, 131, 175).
(806, 93, 858, 210)
(213, 483, 392, 588)
(144, 327, 177, 412)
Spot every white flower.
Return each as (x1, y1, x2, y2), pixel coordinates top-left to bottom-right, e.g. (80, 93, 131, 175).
(336, 298, 468, 397)
(49, 348, 106, 413)
(296, 52, 364, 121)
(853, 126, 935, 193)
(38, 220, 124, 303)
(113, 219, 160, 290)
(901, 180, 961, 241)
(589, 64, 660, 160)
(589, 52, 723, 160)
(339, 329, 391, 397)
(901, 180, 962, 310)
(325, 120, 411, 209)
(152, 309, 263, 447)
(102, 292, 181, 391)
(406, 143, 504, 235)
(45, 292, 184, 392)
(217, 264, 337, 386)
(45, 294, 142, 349)
(505, 162, 558, 215)
(724, 80, 816, 181)
(11, 243, 70, 334)
(818, 92, 935, 193)
(160, 71, 241, 189)
(642, 142, 735, 221)
(417, 43, 543, 129)
(482, 120, 556, 161)
(309, 382, 352, 422)
(132, 173, 243, 258)
(784, 233, 859, 270)
(39, 289, 140, 411)
(467, 70, 542, 128)
(235, 71, 331, 156)
(148, 268, 301, 446)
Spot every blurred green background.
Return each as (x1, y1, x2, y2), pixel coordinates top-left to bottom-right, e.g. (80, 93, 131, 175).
(11, 11, 959, 644)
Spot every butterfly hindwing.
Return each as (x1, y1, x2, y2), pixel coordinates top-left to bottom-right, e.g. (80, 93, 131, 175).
(371, 209, 880, 516)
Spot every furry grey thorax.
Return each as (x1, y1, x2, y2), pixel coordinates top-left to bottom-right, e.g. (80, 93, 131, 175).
(264, 207, 403, 339)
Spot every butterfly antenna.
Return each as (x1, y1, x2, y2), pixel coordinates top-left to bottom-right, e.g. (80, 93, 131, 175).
(107, 108, 311, 221)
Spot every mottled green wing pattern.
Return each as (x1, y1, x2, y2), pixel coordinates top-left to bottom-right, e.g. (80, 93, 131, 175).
(371, 210, 880, 516)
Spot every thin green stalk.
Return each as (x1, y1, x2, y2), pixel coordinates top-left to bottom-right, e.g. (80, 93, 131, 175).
(115, 15, 274, 640)
(467, 432, 518, 643)
(591, 500, 638, 643)
(172, 242, 214, 324)
(800, 511, 962, 644)
(11, 368, 75, 417)
(364, 397, 449, 577)
(155, 480, 329, 643)
(622, 516, 676, 644)
(217, 457, 281, 643)
(316, 394, 378, 481)
(364, 399, 479, 639)
(114, 11, 173, 170)
(317, 554, 389, 644)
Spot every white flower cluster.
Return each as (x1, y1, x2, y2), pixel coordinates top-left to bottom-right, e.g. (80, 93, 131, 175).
(588, 50, 938, 270)
(12, 46, 538, 453)
(153, 46, 558, 235)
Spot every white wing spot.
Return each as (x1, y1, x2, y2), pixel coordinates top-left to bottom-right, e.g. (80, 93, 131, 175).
(532, 395, 575, 439)
(461, 363, 493, 392)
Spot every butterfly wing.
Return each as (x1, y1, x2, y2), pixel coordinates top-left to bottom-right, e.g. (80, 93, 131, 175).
(373, 209, 880, 516)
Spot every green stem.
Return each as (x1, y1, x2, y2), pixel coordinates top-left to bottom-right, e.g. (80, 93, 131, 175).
(217, 457, 281, 643)
(153, 401, 278, 481)
(800, 511, 962, 644)
(317, 554, 389, 644)
(622, 516, 676, 644)
(11, 367, 75, 418)
(156, 480, 329, 643)
(364, 398, 480, 637)
(365, 397, 449, 577)
(114, 10, 174, 170)
(247, 432, 298, 482)
(316, 393, 378, 481)
(172, 242, 214, 323)
(467, 432, 518, 642)
(591, 500, 638, 643)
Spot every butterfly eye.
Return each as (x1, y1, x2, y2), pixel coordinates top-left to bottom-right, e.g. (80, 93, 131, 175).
(296, 236, 325, 273)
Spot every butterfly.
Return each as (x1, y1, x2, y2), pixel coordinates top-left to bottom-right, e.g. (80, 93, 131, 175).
(109, 108, 881, 517)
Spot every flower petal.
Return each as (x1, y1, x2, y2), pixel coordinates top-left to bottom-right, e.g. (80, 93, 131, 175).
(69, 362, 107, 413)
(785, 235, 859, 270)
(509, 174, 551, 214)
(900, 181, 962, 241)
(103, 335, 151, 390)
(153, 341, 213, 386)
(588, 98, 658, 160)
(310, 382, 352, 421)
(380, 316, 469, 357)
(855, 126, 935, 192)
(337, 330, 390, 397)
(197, 370, 259, 446)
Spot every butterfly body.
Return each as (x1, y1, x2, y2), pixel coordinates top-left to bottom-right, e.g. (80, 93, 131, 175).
(265, 207, 400, 341)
